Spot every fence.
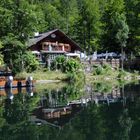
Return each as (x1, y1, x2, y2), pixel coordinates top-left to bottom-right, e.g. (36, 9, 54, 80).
(81, 59, 120, 69)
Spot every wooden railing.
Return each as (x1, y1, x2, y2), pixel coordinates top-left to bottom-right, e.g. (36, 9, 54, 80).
(81, 59, 120, 68)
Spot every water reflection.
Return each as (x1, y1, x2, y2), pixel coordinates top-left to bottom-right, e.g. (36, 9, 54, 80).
(3, 86, 34, 99)
(0, 81, 140, 139)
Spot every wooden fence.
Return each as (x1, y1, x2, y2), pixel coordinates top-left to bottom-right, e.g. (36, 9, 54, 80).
(81, 59, 120, 69)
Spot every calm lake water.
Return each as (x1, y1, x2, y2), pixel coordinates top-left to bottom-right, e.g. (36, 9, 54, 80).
(0, 81, 140, 140)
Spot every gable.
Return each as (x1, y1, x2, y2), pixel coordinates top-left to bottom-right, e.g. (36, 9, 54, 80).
(28, 29, 82, 52)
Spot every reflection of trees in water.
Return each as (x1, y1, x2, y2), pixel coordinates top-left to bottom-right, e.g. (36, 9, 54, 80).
(0, 92, 41, 140)
(39, 83, 85, 108)
(93, 82, 114, 93)
(0, 82, 140, 140)
(0, 101, 134, 140)
(55, 103, 133, 140)
(119, 109, 133, 140)
(3, 93, 40, 124)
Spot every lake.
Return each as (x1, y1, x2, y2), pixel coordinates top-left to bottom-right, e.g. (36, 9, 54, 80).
(0, 80, 140, 140)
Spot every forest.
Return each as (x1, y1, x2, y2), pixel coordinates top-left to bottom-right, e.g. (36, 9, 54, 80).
(0, 0, 139, 72)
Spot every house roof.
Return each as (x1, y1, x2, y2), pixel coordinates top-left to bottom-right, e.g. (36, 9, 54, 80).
(28, 29, 58, 47)
(28, 29, 82, 51)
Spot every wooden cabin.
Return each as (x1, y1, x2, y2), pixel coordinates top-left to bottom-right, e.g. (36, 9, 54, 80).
(28, 29, 82, 65)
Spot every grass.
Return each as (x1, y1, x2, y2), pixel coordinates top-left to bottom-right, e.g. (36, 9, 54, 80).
(85, 70, 139, 83)
(34, 82, 67, 92)
(86, 63, 139, 83)
(15, 70, 67, 80)
(15, 64, 139, 84)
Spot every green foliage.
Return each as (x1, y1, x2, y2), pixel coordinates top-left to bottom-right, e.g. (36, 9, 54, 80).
(66, 71, 85, 83)
(125, 0, 140, 54)
(0, 0, 45, 39)
(93, 82, 113, 93)
(93, 65, 104, 75)
(72, 0, 102, 53)
(0, 0, 139, 72)
(52, 56, 82, 73)
(52, 55, 66, 72)
(115, 13, 129, 48)
(102, 63, 112, 71)
(93, 63, 113, 75)
(2, 34, 25, 73)
(65, 58, 81, 73)
(101, 0, 127, 52)
(22, 52, 39, 73)
(117, 70, 127, 79)
(0, 0, 45, 73)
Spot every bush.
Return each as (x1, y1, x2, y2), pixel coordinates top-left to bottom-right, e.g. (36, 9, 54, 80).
(93, 65, 104, 75)
(51, 56, 82, 73)
(102, 63, 112, 71)
(65, 58, 81, 73)
(93, 63, 113, 75)
(23, 52, 39, 72)
(51, 56, 66, 72)
(66, 71, 85, 83)
(117, 70, 127, 79)
(66, 72, 77, 82)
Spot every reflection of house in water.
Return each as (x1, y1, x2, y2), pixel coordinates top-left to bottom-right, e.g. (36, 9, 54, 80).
(32, 85, 138, 127)
(33, 87, 88, 125)
(42, 106, 71, 119)
(1, 83, 139, 128)
(93, 87, 122, 104)
(33, 102, 84, 127)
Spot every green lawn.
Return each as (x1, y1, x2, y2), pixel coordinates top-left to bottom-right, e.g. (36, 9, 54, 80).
(15, 70, 67, 80)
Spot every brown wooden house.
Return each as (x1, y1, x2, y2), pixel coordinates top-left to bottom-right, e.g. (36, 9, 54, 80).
(28, 29, 82, 65)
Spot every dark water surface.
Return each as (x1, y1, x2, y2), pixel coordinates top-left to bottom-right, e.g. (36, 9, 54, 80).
(0, 81, 140, 140)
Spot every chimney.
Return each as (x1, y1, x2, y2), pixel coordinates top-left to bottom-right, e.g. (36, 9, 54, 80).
(34, 32, 39, 37)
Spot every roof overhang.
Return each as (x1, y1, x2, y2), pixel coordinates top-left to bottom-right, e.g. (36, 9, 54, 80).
(28, 29, 82, 51)
(41, 50, 66, 54)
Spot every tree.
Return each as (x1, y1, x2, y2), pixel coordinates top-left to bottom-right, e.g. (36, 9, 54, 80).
(72, 0, 102, 54)
(115, 13, 129, 70)
(59, 0, 79, 34)
(0, 0, 44, 73)
(125, 0, 140, 54)
(101, 0, 126, 52)
(0, 0, 45, 40)
(39, 1, 61, 31)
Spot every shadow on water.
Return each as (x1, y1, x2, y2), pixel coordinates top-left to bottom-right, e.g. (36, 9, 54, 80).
(0, 81, 140, 139)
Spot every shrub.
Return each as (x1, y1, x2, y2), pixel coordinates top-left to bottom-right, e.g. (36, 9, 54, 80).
(93, 63, 113, 75)
(93, 65, 104, 75)
(51, 56, 66, 72)
(23, 52, 39, 72)
(66, 71, 85, 83)
(117, 70, 127, 79)
(51, 56, 82, 73)
(65, 58, 81, 73)
(102, 63, 112, 71)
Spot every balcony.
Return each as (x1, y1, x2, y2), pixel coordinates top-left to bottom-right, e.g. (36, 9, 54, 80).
(41, 42, 71, 52)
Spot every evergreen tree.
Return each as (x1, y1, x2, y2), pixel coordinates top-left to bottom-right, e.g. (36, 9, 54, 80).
(73, 0, 102, 54)
(125, 0, 140, 54)
(101, 0, 126, 53)
(0, 0, 43, 73)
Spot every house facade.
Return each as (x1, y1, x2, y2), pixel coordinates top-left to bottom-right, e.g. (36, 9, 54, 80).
(28, 29, 82, 66)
